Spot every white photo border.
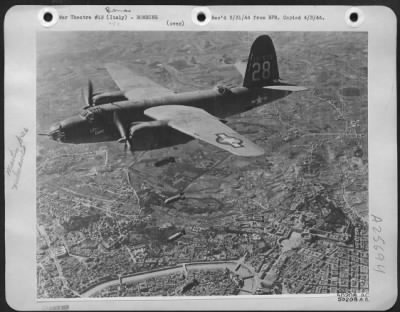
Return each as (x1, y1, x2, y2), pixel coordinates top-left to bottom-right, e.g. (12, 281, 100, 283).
(4, 5, 397, 310)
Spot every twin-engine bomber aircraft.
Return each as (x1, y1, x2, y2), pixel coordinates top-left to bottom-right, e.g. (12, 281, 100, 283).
(42, 35, 307, 157)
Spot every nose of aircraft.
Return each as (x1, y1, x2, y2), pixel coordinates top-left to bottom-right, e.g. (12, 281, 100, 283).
(48, 122, 64, 141)
(48, 115, 89, 143)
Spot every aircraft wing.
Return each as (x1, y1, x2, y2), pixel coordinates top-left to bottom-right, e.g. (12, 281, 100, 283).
(105, 63, 174, 100)
(144, 105, 264, 157)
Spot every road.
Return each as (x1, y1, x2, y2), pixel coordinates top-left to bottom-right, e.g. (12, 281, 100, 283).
(37, 225, 81, 297)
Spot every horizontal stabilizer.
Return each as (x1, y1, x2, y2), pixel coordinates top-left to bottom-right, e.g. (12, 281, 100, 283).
(263, 85, 308, 92)
(234, 62, 246, 78)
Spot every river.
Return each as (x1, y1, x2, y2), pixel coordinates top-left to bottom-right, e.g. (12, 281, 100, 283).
(81, 261, 247, 297)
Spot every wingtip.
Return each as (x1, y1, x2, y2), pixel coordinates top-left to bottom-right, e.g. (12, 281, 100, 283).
(251, 150, 265, 157)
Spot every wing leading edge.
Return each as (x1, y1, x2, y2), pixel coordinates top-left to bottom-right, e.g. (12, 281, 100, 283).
(144, 105, 264, 157)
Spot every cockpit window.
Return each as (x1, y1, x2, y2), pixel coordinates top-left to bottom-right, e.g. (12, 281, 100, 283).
(80, 110, 89, 118)
(216, 86, 231, 95)
(79, 109, 95, 122)
(79, 107, 102, 122)
(80, 110, 92, 119)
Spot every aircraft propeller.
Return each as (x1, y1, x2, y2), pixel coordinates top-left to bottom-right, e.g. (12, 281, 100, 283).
(113, 111, 132, 154)
(81, 79, 94, 108)
(118, 137, 132, 153)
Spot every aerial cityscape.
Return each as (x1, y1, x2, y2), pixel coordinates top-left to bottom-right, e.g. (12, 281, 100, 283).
(36, 31, 368, 298)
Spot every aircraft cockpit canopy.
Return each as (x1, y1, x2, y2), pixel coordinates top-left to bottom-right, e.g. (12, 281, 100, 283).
(216, 85, 232, 95)
(79, 109, 94, 121)
(79, 107, 102, 122)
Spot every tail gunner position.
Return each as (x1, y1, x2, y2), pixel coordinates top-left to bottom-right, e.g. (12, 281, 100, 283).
(42, 35, 307, 157)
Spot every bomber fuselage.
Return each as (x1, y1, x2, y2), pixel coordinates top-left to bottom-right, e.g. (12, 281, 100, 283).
(48, 86, 290, 151)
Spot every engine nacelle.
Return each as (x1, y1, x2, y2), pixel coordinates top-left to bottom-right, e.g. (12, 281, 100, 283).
(129, 120, 193, 151)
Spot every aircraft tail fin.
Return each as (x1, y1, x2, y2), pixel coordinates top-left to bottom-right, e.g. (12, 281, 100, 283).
(243, 35, 280, 88)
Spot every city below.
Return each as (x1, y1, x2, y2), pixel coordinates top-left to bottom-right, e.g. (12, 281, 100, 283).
(36, 31, 368, 298)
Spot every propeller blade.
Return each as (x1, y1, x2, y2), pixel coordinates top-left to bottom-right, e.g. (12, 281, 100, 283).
(81, 87, 89, 108)
(126, 139, 132, 152)
(81, 79, 95, 108)
(88, 79, 94, 106)
(38, 132, 49, 136)
(113, 111, 135, 156)
(123, 140, 135, 158)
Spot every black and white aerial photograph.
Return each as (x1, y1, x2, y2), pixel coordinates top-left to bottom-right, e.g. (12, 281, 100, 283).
(36, 31, 368, 298)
